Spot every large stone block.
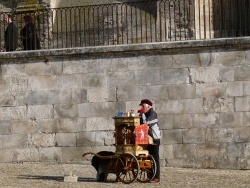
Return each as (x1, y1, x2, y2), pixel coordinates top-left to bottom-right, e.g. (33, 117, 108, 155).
(0, 121, 12, 135)
(57, 74, 83, 90)
(226, 82, 243, 97)
(55, 133, 76, 147)
(203, 97, 234, 113)
(235, 65, 250, 81)
(160, 144, 174, 160)
(173, 114, 192, 129)
(54, 118, 86, 133)
(62, 147, 87, 163)
(10, 106, 27, 120)
(211, 50, 245, 67)
(117, 86, 143, 101)
(160, 68, 189, 84)
(76, 131, 111, 147)
(27, 105, 54, 120)
(243, 81, 250, 95)
(234, 127, 250, 143)
(54, 104, 78, 118)
(206, 128, 234, 143)
(145, 54, 173, 68)
(78, 102, 109, 117)
(226, 143, 244, 158)
(86, 117, 114, 131)
(107, 71, 136, 87)
(12, 120, 37, 134)
(190, 67, 220, 83)
(157, 98, 203, 114)
(142, 85, 168, 100)
(174, 144, 196, 159)
(82, 73, 108, 88)
(134, 69, 161, 85)
(2, 134, 28, 149)
(158, 114, 174, 130)
(196, 83, 226, 98)
(88, 88, 116, 102)
(10, 77, 29, 93)
(0, 107, 11, 121)
(235, 97, 250, 112)
(29, 75, 58, 91)
(173, 53, 200, 68)
(183, 129, 205, 144)
(39, 147, 62, 162)
(219, 112, 243, 128)
(219, 67, 234, 82)
(22, 90, 61, 105)
(12, 148, 39, 162)
(192, 113, 219, 128)
(168, 84, 195, 99)
(0, 149, 14, 162)
(195, 143, 226, 158)
(28, 133, 55, 147)
(25, 62, 53, 76)
(161, 129, 182, 144)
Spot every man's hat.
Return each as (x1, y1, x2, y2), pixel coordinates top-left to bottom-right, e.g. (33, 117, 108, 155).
(139, 99, 153, 106)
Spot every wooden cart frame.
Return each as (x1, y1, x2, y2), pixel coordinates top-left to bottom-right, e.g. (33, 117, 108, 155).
(82, 116, 157, 184)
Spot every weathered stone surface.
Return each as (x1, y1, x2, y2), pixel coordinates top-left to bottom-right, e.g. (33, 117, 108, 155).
(161, 130, 182, 144)
(226, 82, 243, 97)
(235, 97, 250, 112)
(0, 40, 249, 169)
(157, 99, 203, 114)
(206, 128, 234, 143)
(234, 127, 250, 143)
(55, 133, 76, 147)
(173, 114, 192, 129)
(2, 134, 28, 149)
(117, 86, 143, 101)
(190, 67, 220, 83)
(78, 103, 109, 117)
(168, 84, 195, 99)
(39, 147, 62, 162)
(28, 133, 55, 147)
(12, 148, 39, 162)
(183, 129, 206, 144)
(0, 121, 12, 135)
(219, 112, 243, 128)
(12, 120, 37, 134)
(211, 50, 245, 66)
(160, 68, 189, 84)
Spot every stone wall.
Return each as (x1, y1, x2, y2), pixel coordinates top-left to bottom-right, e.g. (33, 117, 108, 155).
(0, 37, 250, 170)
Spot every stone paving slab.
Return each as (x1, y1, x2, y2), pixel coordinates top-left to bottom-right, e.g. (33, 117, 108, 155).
(0, 163, 249, 188)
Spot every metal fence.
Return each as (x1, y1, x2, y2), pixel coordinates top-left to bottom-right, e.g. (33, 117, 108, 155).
(1, 0, 250, 51)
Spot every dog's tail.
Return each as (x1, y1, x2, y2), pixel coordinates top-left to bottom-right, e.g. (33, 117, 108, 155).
(82, 152, 117, 159)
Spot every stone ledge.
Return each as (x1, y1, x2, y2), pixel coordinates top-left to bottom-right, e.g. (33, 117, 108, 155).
(0, 37, 250, 62)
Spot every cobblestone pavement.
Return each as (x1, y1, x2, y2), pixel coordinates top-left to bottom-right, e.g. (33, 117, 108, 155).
(0, 163, 249, 188)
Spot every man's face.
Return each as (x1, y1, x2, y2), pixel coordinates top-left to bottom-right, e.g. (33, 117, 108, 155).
(141, 103, 151, 113)
(5, 16, 10, 23)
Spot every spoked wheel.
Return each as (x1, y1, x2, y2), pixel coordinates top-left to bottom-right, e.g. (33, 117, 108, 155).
(115, 153, 139, 184)
(137, 155, 157, 183)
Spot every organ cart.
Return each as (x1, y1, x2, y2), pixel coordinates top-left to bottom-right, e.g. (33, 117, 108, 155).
(82, 116, 156, 184)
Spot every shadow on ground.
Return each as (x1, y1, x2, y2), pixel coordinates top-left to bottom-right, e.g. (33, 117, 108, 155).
(18, 175, 96, 182)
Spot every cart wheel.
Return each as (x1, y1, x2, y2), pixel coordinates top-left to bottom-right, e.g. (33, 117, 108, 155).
(115, 153, 139, 184)
(137, 155, 157, 183)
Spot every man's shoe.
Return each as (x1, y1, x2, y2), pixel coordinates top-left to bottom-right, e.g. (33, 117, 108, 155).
(150, 178, 160, 183)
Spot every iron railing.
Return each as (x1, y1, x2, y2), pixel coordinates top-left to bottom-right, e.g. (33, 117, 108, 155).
(1, 0, 250, 51)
